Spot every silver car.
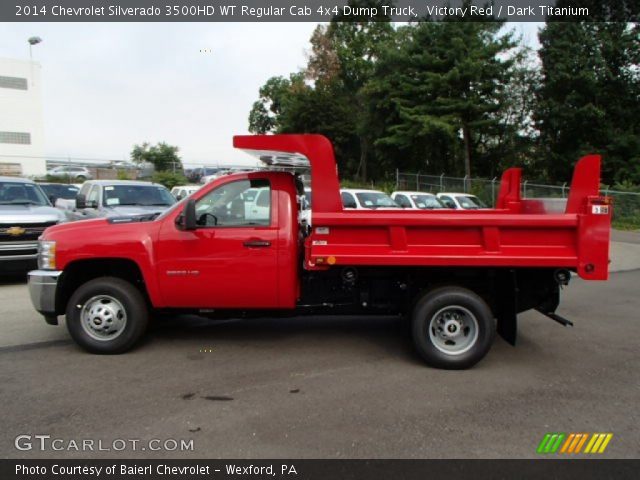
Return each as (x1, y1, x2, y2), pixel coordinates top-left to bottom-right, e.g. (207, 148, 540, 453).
(0, 177, 67, 273)
(70, 180, 176, 220)
(46, 166, 93, 181)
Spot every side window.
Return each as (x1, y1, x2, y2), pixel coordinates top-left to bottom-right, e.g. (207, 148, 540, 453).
(439, 196, 456, 208)
(341, 192, 357, 208)
(195, 179, 270, 227)
(87, 186, 100, 207)
(395, 194, 411, 208)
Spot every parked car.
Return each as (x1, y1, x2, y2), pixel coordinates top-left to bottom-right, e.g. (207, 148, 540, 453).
(0, 176, 66, 272)
(187, 167, 219, 184)
(45, 166, 92, 181)
(436, 193, 489, 210)
(38, 183, 81, 212)
(38, 183, 80, 204)
(201, 168, 231, 185)
(244, 186, 270, 222)
(170, 185, 200, 201)
(70, 180, 176, 220)
(340, 188, 400, 209)
(27, 134, 611, 370)
(391, 191, 446, 209)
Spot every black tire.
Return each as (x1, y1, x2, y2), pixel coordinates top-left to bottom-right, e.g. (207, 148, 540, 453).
(76, 175, 86, 181)
(65, 277, 149, 354)
(411, 286, 495, 369)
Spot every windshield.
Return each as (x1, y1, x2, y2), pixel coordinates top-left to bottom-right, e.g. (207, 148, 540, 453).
(458, 195, 487, 209)
(103, 185, 176, 207)
(411, 194, 444, 209)
(0, 181, 50, 206)
(40, 184, 79, 200)
(355, 192, 400, 208)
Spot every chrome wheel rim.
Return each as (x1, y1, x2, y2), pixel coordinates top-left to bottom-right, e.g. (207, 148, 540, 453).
(80, 295, 127, 341)
(428, 305, 479, 355)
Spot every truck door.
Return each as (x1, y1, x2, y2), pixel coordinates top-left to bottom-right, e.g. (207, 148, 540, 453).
(156, 177, 279, 309)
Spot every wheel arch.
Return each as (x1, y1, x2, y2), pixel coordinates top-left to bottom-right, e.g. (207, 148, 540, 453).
(55, 258, 156, 315)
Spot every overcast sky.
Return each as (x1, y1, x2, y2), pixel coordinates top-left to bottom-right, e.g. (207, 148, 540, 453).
(0, 22, 541, 167)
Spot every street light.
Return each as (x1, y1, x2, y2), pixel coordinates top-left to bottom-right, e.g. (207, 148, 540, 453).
(28, 36, 42, 60)
(27, 36, 42, 86)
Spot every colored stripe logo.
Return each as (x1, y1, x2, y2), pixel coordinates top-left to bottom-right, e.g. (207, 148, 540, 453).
(537, 433, 613, 454)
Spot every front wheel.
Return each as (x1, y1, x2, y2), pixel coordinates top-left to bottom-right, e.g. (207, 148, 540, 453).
(66, 277, 149, 354)
(411, 286, 495, 369)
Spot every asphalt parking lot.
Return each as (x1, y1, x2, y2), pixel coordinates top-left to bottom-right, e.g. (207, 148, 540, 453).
(1, 234, 639, 459)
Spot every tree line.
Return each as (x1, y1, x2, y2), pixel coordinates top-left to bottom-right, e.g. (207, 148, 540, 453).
(248, 0, 640, 187)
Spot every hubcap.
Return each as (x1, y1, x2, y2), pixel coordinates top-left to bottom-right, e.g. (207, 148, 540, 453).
(80, 295, 127, 341)
(428, 305, 479, 355)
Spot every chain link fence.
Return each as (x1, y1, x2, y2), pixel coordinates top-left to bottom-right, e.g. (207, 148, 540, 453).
(396, 170, 640, 229)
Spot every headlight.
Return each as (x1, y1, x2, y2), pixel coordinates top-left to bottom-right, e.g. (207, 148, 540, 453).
(38, 241, 57, 270)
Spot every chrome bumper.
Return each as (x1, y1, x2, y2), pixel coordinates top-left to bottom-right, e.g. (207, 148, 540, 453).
(28, 270, 62, 323)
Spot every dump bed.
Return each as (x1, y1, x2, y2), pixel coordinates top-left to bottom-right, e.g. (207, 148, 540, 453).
(234, 135, 611, 281)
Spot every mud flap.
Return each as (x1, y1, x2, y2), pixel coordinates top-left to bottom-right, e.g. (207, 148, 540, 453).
(496, 270, 518, 346)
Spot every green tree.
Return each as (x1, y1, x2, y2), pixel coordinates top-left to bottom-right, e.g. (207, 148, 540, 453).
(248, 74, 307, 134)
(367, 14, 523, 179)
(247, 2, 537, 183)
(535, 13, 640, 183)
(248, 0, 394, 180)
(152, 171, 188, 190)
(131, 142, 183, 173)
(305, 3, 394, 180)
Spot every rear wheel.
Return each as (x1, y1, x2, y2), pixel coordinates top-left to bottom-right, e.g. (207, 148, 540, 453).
(411, 286, 495, 369)
(66, 277, 149, 353)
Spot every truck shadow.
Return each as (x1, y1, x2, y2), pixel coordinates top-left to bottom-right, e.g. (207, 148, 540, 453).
(147, 314, 420, 364)
(0, 273, 28, 285)
(144, 313, 545, 368)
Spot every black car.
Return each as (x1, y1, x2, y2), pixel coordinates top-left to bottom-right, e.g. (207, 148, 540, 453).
(38, 183, 80, 204)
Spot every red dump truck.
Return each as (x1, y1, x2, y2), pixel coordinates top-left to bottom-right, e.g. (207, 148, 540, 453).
(28, 135, 612, 369)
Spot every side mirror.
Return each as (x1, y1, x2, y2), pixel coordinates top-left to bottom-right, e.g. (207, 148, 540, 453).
(177, 199, 197, 230)
(343, 200, 357, 209)
(76, 194, 86, 209)
(48, 195, 58, 205)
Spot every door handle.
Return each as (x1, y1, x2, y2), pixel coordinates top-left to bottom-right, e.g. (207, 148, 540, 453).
(243, 240, 271, 248)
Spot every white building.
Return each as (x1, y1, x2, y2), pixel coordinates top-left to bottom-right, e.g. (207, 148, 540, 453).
(0, 57, 46, 176)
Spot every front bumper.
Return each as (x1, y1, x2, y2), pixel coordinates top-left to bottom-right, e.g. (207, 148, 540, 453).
(28, 270, 62, 324)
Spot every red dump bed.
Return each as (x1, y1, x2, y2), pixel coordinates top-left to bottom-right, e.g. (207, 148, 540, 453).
(234, 135, 611, 281)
